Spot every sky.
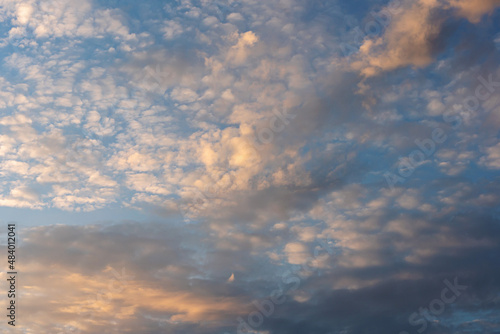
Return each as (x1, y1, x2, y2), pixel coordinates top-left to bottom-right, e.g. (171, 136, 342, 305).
(0, 0, 500, 333)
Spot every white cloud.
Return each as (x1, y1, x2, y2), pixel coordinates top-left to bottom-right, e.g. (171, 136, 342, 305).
(284, 242, 309, 264)
(126, 173, 171, 195)
(226, 31, 259, 65)
(162, 20, 184, 39)
(170, 87, 199, 103)
(16, 4, 33, 25)
(479, 143, 500, 169)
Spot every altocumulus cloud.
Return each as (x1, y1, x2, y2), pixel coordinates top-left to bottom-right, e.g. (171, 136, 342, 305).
(0, 0, 500, 333)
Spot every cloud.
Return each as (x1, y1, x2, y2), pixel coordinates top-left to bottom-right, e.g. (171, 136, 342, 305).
(170, 87, 199, 103)
(227, 31, 259, 65)
(449, 0, 500, 23)
(479, 142, 500, 169)
(16, 3, 34, 25)
(162, 20, 184, 40)
(0, 1, 499, 332)
(284, 242, 310, 264)
(12, 209, 500, 333)
(350, 0, 500, 77)
(15, 222, 257, 333)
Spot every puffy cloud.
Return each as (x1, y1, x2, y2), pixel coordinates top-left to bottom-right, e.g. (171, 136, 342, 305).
(449, 0, 500, 23)
(126, 173, 171, 195)
(0, 183, 43, 208)
(350, 0, 500, 77)
(479, 142, 500, 169)
(284, 241, 310, 264)
(16, 3, 34, 25)
(162, 20, 184, 40)
(226, 31, 259, 65)
(170, 87, 199, 103)
(0, 1, 499, 332)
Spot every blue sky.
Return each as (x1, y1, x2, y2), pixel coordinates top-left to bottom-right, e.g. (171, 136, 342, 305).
(1, 0, 500, 333)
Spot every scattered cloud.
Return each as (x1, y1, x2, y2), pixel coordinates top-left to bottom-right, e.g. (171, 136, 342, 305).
(0, 0, 499, 333)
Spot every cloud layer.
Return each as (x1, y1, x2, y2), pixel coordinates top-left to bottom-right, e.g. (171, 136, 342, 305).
(0, 0, 499, 333)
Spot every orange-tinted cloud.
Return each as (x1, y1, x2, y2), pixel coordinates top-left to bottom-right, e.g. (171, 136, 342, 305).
(351, 0, 500, 77)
